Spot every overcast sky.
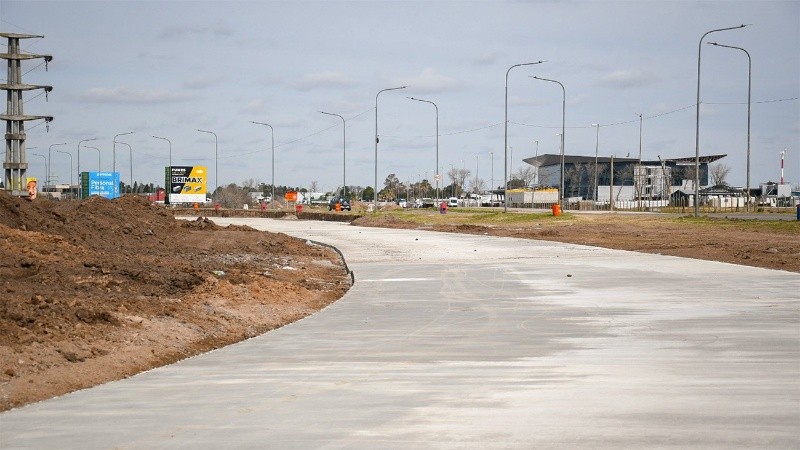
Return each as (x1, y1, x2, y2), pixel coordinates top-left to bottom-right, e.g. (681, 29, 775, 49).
(2, 0, 798, 193)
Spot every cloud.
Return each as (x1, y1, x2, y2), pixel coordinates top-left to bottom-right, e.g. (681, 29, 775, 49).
(157, 21, 232, 40)
(292, 72, 358, 91)
(472, 52, 499, 66)
(77, 87, 193, 104)
(239, 99, 269, 115)
(599, 69, 661, 89)
(183, 75, 224, 90)
(395, 68, 464, 94)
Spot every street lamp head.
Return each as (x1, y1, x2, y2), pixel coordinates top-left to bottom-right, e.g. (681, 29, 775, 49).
(591, 123, 598, 127)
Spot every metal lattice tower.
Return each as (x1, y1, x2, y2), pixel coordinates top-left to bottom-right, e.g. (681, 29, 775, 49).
(0, 32, 53, 196)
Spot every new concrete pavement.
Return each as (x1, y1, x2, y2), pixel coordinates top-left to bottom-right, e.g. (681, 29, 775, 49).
(2, 218, 798, 449)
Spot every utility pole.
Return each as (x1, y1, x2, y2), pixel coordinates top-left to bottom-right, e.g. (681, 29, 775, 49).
(1, 32, 53, 196)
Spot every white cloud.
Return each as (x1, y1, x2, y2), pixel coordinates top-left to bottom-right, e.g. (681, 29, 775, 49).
(292, 72, 359, 91)
(183, 75, 224, 90)
(239, 99, 269, 115)
(599, 69, 661, 89)
(394, 68, 464, 94)
(77, 87, 193, 104)
(472, 52, 499, 66)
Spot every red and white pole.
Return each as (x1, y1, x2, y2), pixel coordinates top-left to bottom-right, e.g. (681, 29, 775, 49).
(780, 150, 785, 184)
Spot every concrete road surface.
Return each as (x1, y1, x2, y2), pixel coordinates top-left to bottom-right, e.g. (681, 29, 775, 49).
(2, 218, 798, 449)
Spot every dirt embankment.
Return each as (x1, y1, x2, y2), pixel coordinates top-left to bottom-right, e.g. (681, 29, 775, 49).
(0, 193, 351, 411)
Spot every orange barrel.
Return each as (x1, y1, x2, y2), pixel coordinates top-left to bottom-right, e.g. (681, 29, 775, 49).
(551, 203, 561, 216)
(335, 202, 342, 212)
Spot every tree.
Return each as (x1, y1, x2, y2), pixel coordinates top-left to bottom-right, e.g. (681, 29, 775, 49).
(709, 163, 731, 186)
(216, 183, 251, 209)
(512, 166, 536, 188)
(361, 186, 374, 201)
(310, 180, 319, 192)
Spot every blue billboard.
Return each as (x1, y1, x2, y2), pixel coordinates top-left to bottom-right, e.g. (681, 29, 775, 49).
(84, 172, 120, 199)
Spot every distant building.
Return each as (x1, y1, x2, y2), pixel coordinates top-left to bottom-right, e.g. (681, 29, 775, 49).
(522, 153, 726, 202)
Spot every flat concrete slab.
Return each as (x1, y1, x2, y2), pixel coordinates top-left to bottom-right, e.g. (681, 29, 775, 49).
(2, 218, 798, 449)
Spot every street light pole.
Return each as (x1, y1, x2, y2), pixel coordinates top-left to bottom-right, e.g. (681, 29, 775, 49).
(591, 124, 599, 201)
(504, 61, 545, 212)
(709, 42, 752, 211)
(490, 151, 494, 193)
(534, 140, 539, 185)
(55, 149, 73, 197)
(48, 142, 66, 189)
(374, 85, 407, 212)
(85, 146, 101, 172)
(197, 129, 218, 197)
(694, 24, 747, 217)
(407, 97, 439, 201)
(250, 121, 275, 209)
(637, 113, 643, 210)
(117, 142, 133, 194)
(531, 76, 565, 208)
(319, 111, 346, 196)
(30, 152, 46, 187)
(77, 138, 97, 199)
(152, 135, 172, 169)
(112, 131, 134, 175)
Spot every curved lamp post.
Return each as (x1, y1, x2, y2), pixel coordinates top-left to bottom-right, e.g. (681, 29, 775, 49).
(693, 24, 747, 217)
(407, 97, 440, 202)
(504, 61, 545, 212)
(197, 129, 218, 197)
(250, 121, 275, 209)
(85, 146, 101, 172)
(374, 85, 407, 212)
(77, 138, 97, 199)
(531, 76, 565, 207)
(30, 152, 46, 186)
(319, 111, 346, 197)
(116, 141, 132, 194)
(152, 135, 172, 169)
(47, 142, 66, 189)
(54, 149, 73, 196)
(709, 41, 752, 211)
(112, 131, 134, 175)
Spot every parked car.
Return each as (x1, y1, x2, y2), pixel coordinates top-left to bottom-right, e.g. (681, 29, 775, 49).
(328, 196, 351, 211)
(448, 197, 458, 207)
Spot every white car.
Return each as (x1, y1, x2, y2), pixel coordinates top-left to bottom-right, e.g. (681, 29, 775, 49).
(448, 197, 458, 207)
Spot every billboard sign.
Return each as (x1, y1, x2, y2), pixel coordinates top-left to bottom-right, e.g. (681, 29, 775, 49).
(82, 172, 120, 199)
(168, 166, 207, 204)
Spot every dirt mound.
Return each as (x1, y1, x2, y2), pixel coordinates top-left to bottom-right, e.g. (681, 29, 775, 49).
(0, 192, 350, 410)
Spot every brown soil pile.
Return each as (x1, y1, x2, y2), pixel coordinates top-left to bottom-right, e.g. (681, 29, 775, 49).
(0, 193, 351, 411)
(353, 213, 800, 273)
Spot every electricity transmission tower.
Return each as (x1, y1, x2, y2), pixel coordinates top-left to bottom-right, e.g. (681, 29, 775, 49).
(1, 32, 53, 196)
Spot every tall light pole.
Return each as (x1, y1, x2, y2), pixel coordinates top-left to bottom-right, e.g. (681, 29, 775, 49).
(319, 111, 346, 196)
(534, 139, 539, 185)
(504, 61, 545, 212)
(117, 142, 132, 194)
(30, 152, 46, 185)
(709, 42, 752, 211)
(77, 138, 97, 199)
(694, 24, 747, 217)
(47, 142, 66, 188)
(531, 75, 565, 207)
(591, 124, 600, 201)
(407, 97, 439, 201)
(475, 153, 480, 195)
(637, 113, 643, 210)
(490, 151, 494, 193)
(113, 131, 134, 175)
(250, 121, 275, 209)
(374, 85, 407, 212)
(152, 135, 172, 170)
(197, 129, 218, 197)
(85, 146, 101, 172)
(55, 149, 73, 193)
